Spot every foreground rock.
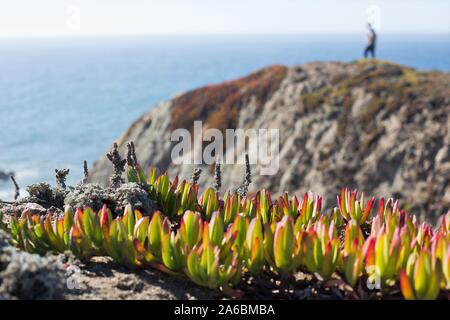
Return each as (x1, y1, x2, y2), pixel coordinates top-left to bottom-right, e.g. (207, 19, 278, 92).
(0, 229, 220, 299)
(64, 257, 220, 300)
(89, 60, 450, 220)
(0, 182, 157, 217)
(0, 230, 69, 299)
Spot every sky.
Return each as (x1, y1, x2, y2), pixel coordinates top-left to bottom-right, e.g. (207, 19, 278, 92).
(0, 0, 449, 37)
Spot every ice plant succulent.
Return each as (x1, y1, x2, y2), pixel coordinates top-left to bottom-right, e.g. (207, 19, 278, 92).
(337, 188, 375, 225)
(295, 191, 322, 229)
(227, 214, 247, 258)
(148, 210, 163, 257)
(101, 205, 143, 266)
(302, 216, 340, 280)
(415, 222, 433, 249)
(153, 174, 179, 219)
(340, 220, 364, 287)
(207, 211, 224, 247)
(104, 217, 136, 265)
(10, 212, 63, 255)
(255, 189, 272, 224)
(200, 187, 220, 220)
(265, 216, 302, 275)
(222, 192, 242, 225)
(440, 211, 450, 233)
(444, 244, 450, 289)
(432, 232, 450, 289)
(176, 180, 199, 216)
(185, 221, 241, 291)
(373, 198, 415, 237)
(9, 206, 106, 257)
(4, 156, 450, 300)
(244, 217, 265, 274)
(160, 217, 184, 271)
(363, 225, 403, 286)
(277, 193, 300, 218)
(71, 207, 106, 255)
(400, 249, 442, 300)
(179, 210, 203, 250)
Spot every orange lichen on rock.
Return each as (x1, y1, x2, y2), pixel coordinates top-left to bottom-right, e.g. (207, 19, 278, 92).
(171, 65, 287, 134)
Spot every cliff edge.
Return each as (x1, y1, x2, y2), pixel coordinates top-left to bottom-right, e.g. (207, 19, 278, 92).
(89, 60, 450, 219)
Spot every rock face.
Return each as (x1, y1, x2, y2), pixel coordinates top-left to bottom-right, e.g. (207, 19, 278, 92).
(89, 61, 450, 219)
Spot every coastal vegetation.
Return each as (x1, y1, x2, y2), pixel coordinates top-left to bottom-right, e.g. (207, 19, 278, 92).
(1, 143, 448, 300)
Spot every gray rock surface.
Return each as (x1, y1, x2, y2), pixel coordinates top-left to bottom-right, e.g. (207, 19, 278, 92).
(0, 230, 69, 299)
(64, 183, 113, 212)
(89, 61, 450, 220)
(0, 229, 216, 300)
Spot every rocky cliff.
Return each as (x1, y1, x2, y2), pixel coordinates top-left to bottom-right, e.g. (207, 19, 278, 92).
(89, 60, 450, 219)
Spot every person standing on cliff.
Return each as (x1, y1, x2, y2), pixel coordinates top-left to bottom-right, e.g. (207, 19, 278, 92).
(364, 23, 377, 58)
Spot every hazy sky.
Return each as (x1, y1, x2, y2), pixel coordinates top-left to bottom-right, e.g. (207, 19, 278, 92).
(0, 0, 449, 37)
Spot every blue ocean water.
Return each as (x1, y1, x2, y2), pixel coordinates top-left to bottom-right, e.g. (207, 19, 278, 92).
(0, 34, 449, 199)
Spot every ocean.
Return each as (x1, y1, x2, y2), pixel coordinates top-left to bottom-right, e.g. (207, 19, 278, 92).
(0, 34, 449, 200)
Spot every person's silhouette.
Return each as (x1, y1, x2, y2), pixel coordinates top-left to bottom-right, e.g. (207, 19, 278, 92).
(364, 23, 377, 58)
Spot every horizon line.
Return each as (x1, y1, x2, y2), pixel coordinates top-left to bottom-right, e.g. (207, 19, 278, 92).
(0, 32, 449, 39)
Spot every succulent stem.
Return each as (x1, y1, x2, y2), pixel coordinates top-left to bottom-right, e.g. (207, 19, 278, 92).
(213, 157, 222, 192)
(190, 168, 202, 185)
(10, 175, 20, 200)
(107, 142, 126, 189)
(55, 169, 70, 189)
